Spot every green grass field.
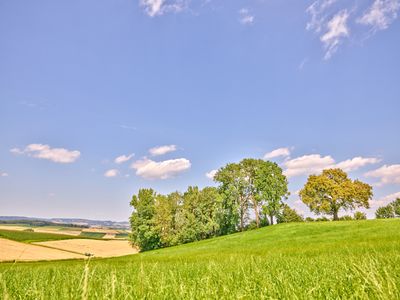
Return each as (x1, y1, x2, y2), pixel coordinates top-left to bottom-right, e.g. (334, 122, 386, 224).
(0, 229, 83, 243)
(1, 219, 400, 299)
(79, 232, 106, 239)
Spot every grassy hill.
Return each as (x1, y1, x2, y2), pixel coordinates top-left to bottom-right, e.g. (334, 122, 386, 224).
(1, 219, 400, 299)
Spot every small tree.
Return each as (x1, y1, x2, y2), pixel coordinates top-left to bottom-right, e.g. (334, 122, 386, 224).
(376, 205, 395, 219)
(392, 198, 400, 217)
(277, 204, 303, 223)
(300, 169, 373, 221)
(353, 211, 367, 220)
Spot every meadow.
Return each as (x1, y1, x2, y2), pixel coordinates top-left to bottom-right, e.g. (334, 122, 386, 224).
(1, 219, 399, 299)
(0, 229, 84, 243)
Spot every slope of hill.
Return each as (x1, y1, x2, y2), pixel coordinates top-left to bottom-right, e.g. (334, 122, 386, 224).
(1, 219, 399, 299)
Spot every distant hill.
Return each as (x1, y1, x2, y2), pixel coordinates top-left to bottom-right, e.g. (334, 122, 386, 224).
(0, 216, 130, 229)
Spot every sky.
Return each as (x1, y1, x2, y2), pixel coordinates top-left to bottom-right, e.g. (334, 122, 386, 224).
(0, 0, 399, 221)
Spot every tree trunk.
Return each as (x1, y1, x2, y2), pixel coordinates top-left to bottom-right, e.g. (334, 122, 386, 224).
(254, 201, 260, 228)
(270, 214, 274, 225)
(240, 212, 244, 231)
(333, 210, 339, 221)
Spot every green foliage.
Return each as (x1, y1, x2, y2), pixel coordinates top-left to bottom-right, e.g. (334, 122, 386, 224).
(129, 189, 161, 251)
(0, 229, 83, 243)
(376, 205, 395, 219)
(300, 168, 373, 220)
(215, 159, 288, 229)
(354, 211, 367, 220)
(277, 204, 304, 223)
(1, 220, 400, 299)
(305, 217, 315, 222)
(339, 215, 353, 221)
(130, 187, 224, 251)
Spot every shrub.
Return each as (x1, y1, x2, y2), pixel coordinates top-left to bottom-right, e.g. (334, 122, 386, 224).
(354, 211, 367, 220)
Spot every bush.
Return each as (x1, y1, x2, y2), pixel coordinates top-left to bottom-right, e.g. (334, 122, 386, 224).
(339, 215, 353, 221)
(354, 211, 367, 220)
(305, 217, 315, 222)
(315, 217, 330, 222)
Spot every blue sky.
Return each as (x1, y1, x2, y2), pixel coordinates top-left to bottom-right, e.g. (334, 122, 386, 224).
(0, 0, 399, 221)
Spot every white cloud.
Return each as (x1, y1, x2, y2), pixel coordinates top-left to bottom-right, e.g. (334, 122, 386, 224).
(206, 169, 218, 180)
(284, 153, 381, 177)
(357, 0, 400, 32)
(370, 191, 400, 208)
(149, 145, 177, 156)
(104, 169, 119, 178)
(335, 157, 381, 172)
(1, 172, 8, 177)
(140, 0, 188, 17)
(239, 8, 254, 25)
(284, 154, 335, 177)
(10, 144, 80, 163)
(264, 147, 291, 160)
(365, 164, 400, 186)
(320, 10, 350, 60)
(114, 153, 135, 164)
(132, 158, 191, 179)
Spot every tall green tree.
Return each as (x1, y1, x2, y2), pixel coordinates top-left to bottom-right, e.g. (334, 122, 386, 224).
(130, 189, 161, 251)
(154, 192, 181, 247)
(254, 161, 289, 225)
(214, 163, 247, 232)
(300, 169, 373, 221)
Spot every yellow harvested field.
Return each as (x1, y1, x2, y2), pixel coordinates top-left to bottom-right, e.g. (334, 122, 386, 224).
(0, 238, 85, 261)
(82, 228, 119, 234)
(0, 225, 29, 231)
(103, 233, 116, 239)
(35, 239, 138, 258)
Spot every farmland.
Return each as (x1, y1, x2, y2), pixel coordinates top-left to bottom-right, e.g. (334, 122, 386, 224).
(1, 219, 399, 299)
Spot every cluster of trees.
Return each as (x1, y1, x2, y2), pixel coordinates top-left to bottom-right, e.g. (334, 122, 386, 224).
(376, 198, 400, 219)
(129, 159, 378, 251)
(130, 159, 290, 251)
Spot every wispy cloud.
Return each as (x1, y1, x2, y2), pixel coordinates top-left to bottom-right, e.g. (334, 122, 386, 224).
(131, 158, 191, 179)
(149, 145, 177, 156)
(10, 144, 81, 164)
(104, 169, 119, 178)
(306, 0, 399, 59)
(320, 10, 350, 60)
(306, 0, 338, 33)
(239, 8, 254, 25)
(264, 147, 291, 160)
(365, 164, 400, 186)
(0, 172, 8, 177)
(140, 0, 188, 17)
(114, 153, 135, 164)
(357, 0, 400, 32)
